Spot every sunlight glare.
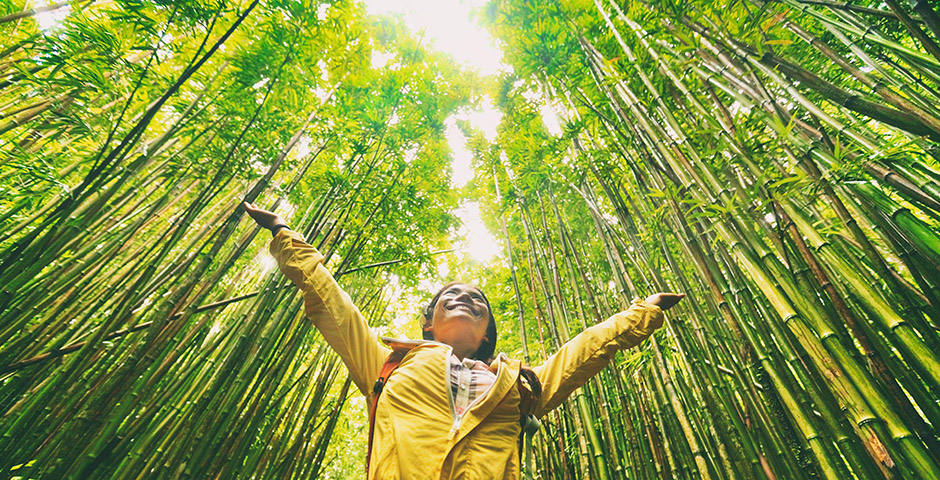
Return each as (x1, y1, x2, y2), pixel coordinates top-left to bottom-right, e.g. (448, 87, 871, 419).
(33, 1, 70, 31)
(455, 201, 500, 263)
(362, 0, 506, 264)
(362, 0, 503, 76)
(447, 101, 502, 188)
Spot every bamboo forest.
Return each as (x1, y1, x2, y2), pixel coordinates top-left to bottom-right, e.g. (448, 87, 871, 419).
(4, 0, 940, 477)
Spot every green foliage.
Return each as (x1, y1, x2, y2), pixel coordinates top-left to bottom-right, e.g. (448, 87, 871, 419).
(470, 0, 940, 478)
(0, 0, 479, 477)
(3, 0, 940, 478)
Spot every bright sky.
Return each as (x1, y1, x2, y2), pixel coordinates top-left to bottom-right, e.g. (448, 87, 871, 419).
(33, 1, 71, 30)
(363, 0, 505, 263)
(34, 0, 512, 264)
(363, 0, 504, 76)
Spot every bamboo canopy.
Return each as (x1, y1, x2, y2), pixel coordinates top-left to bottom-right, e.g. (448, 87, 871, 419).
(2, 0, 940, 478)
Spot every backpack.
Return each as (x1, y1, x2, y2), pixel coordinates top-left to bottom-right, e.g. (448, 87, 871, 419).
(365, 344, 542, 478)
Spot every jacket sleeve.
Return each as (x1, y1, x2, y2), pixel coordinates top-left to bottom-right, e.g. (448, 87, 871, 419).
(270, 228, 390, 397)
(531, 299, 663, 417)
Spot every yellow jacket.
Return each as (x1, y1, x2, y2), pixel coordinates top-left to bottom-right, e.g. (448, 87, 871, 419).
(271, 229, 664, 479)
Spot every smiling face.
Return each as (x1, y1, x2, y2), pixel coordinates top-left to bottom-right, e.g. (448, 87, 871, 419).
(423, 283, 493, 360)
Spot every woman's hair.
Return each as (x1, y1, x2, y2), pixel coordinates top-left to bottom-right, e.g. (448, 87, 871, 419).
(422, 282, 498, 362)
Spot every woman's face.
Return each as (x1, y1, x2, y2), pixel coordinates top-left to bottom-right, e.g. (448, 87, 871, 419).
(425, 284, 490, 356)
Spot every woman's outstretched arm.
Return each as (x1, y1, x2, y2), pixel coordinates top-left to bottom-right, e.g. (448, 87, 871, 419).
(244, 202, 390, 397)
(531, 293, 683, 417)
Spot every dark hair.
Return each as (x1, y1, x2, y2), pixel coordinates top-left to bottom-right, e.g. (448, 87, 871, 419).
(422, 282, 498, 362)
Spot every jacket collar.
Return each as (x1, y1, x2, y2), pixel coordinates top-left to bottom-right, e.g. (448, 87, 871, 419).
(379, 337, 522, 447)
(380, 336, 509, 368)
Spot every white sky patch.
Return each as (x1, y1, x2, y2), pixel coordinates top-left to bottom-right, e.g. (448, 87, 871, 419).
(316, 3, 330, 21)
(459, 99, 502, 142)
(447, 100, 502, 188)
(362, 0, 504, 76)
(522, 87, 563, 136)
(312, 86, 331, 103)
(402, 145, 419, 164)
(455, 201, 500, 263)
(446, 117, 474, 188)
(293, 134, 312, 160)
(371, 50, 396, 69)
(499, 151, 513, 179)
(33, 1, 71, 31)
(540, 103, 563, 136)
(520, 88, 539, 103)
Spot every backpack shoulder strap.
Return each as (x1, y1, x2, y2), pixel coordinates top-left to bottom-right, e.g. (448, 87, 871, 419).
(365, 347, 409, 474)
(517, 368, 542, 480)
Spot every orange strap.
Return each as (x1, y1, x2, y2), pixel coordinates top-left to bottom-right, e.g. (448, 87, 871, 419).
(366, 351, 406, 474)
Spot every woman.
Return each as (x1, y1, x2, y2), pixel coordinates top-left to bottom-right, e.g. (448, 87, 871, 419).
(244, 202, 684, 479)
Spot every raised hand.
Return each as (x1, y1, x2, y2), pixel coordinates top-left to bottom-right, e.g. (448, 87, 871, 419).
(243, 202, 287, 231)
(643, 292, 685, 311)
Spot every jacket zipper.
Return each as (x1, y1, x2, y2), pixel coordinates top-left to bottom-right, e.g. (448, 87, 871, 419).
(445, 348, 459, 436)
(447, 353, 504, 437)
(398, 340, 504, 438)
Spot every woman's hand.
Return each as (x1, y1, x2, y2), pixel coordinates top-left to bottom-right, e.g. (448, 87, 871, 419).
(243, 202, 287, 231)
(643, 293, 685, 311)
